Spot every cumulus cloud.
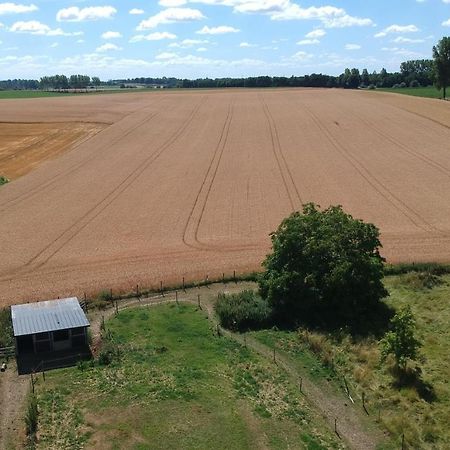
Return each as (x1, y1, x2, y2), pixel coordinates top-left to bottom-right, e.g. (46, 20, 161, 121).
(239, 41, 257, 47)
(10, 20, 83, 36)
(57, 6, 117, 22)
(129, 8, 144, 15)
(96, 43, 122, 52)
(297, 39, 320, 45)
(392, 36, 424, 43)
(169, 38, 208, 48)
(0, 2, 37, 15)
(130, 31, 177, 42)
(102, 31, 122, 39)
(443, 19, 450, 26)
(345, 43, 361, 50)
(305, 29, 326, 38)
(137, 7, 204, 30)
(196, 25, 240, 34)
(375, 24, 419, 38)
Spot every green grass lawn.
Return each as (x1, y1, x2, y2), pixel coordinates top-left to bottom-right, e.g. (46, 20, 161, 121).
(32, 304, 341, 450)
(251, 274, 450, 450)
(376, 86, 443, 99)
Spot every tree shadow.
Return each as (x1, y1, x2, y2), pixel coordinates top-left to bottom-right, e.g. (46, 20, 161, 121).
(392, 365, 436, 403)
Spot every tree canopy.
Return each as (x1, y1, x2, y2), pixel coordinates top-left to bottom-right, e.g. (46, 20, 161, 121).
(433, 36, 450, 99)
(259, 203, 388, 329)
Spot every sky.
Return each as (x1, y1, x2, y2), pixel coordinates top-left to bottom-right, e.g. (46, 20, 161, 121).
(0, 0, 448, 80)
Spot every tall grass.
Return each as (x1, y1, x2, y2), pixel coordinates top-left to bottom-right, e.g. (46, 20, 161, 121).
(0, 308, 13, 347)
(215, 290, 272, 331)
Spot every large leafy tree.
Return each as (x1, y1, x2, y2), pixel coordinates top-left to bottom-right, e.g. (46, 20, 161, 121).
(433, 37, 450, 99)
(259, 203, 388, 328)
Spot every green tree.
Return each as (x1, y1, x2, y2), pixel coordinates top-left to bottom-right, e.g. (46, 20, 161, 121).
(433, 37, 450, 99)
(380, 305, 421, 373)
(259, 203, 388, 328)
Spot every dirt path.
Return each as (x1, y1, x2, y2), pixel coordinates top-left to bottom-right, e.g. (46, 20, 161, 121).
(0, 360, 29, 449)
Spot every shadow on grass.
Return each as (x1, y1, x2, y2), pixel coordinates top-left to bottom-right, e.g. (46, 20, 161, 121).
(391, 366, 436, 403)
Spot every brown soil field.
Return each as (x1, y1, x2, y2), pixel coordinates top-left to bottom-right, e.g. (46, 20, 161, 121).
(0, 88, 449, 306)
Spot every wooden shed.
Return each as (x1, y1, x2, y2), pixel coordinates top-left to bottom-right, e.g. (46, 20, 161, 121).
(11, 297, 90, 356)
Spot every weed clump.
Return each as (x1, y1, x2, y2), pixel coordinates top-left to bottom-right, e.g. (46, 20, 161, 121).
(215, 290, 271, 331)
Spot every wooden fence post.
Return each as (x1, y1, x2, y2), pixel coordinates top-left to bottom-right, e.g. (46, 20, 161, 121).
(299, 377, 303, 393)
(233, 270, 236, 283)
(176, 291, 179, 305)
(197, 294, 201, 309)
(183, 277, 185, 292)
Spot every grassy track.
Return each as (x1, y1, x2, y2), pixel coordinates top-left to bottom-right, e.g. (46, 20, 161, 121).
(32, 303, 341, 449)
(250, 274, 450, 450)
(376, 86, 443, 99)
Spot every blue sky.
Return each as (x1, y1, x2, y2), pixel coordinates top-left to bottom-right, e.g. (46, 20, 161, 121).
(0, 0, 448, 79)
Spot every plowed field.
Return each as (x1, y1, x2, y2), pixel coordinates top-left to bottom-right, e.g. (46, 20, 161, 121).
(1, 89, 449, 305)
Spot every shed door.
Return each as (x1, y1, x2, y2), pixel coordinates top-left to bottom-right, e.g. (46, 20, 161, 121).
(52, 329, 71, 351)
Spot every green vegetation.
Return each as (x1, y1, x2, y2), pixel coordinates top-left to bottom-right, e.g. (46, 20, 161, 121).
(0, 307, 13, 347)
(215, 290, 271, 331)
(377, 86, 443, 99)
(0, 89, 124, 99)
(433, 36, 450, 99)
(250, 273, 450, 449)
(259, 203, 387, 330)
(24, 394, 38, 448)
(33, 304, 340, 449)
(0, 176, 9, 186)
(380, 306, 422, 374)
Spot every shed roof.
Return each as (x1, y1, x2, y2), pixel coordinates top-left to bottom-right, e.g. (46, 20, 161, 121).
(11, 297, 90, 337)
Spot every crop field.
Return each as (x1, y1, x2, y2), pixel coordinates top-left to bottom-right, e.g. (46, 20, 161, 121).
(0, 88, 450, 306)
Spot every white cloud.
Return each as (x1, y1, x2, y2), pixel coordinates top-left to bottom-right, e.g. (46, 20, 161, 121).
(169, 38, 208, 48)
(129, 8, 144, 15)
(50, 42, 58, 48)
(102, 31, 122, 39)
(130, 31, 177, 42)
(56, 6, 117, 22)
(345, 43, 361, 50)
(197, 47, 207, 52)
(392, 36, 424, 43)
(443, 19, 450, 27)
(156, 51, 178, 59)
(137, 7, 204, 30)
(96, 43, 122, 52)
(305, 29, 325, 38)
(375, 24, 419, 38)
(239, 41, 257, 48)
(297, 39, 319, 45)
(159, 0, 186, 6)
(0, 3, 37, 15)
(290, 51, 312, 61)
(196, 25, 240, 34)
(9, 20, 83, 36)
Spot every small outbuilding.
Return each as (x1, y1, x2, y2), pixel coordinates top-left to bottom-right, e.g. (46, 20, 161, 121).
(11, 297, 90, 356)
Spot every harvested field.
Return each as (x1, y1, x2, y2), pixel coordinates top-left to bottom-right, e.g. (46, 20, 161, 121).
(0, 88, 450, 306)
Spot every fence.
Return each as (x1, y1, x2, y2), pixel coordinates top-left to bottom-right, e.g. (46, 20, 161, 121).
(0, 346, 14, 358)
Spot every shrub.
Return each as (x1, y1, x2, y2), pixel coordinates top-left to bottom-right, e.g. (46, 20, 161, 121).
(98, 290, 113, 302)
(368, 84, 376, 90)
(0, 176, 9, 186)
(409, 80, 420, 88)
(24, 393, 38, 438)
(399, 82, 407, 88)
(400, 272, 443, 290)
(215, 290, 272, 331)
(0, 308, 13, 347)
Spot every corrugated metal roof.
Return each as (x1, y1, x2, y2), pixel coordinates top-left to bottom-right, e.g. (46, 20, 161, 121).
(11, 297, 90, 337)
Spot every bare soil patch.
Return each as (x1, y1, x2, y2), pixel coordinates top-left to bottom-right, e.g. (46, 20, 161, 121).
(0, 89, 449, 306)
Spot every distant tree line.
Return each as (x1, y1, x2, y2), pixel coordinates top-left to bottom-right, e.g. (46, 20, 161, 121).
(0, 56, 442, 92)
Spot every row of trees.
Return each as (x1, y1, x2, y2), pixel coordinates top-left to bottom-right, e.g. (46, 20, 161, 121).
(38, 74, 101, 90)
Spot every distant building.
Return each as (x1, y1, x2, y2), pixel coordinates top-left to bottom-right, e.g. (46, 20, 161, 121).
(11, 297, 90, 357)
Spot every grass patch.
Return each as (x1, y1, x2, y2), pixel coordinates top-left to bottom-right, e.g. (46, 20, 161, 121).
(376, 86, 443, 99)
(252, 274, 450, 449)
(33, 303, 341, 449)
(0, 89, 127, 99)
(0, 307, 13, 347)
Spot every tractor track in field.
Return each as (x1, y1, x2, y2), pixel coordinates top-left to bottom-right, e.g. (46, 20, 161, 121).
(0, 97, 170, 212)
(259, 94, 303, 212)
(182, 99, 234, 250)
(3, 96, 207, 279)
(299, 99, 437, 235)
